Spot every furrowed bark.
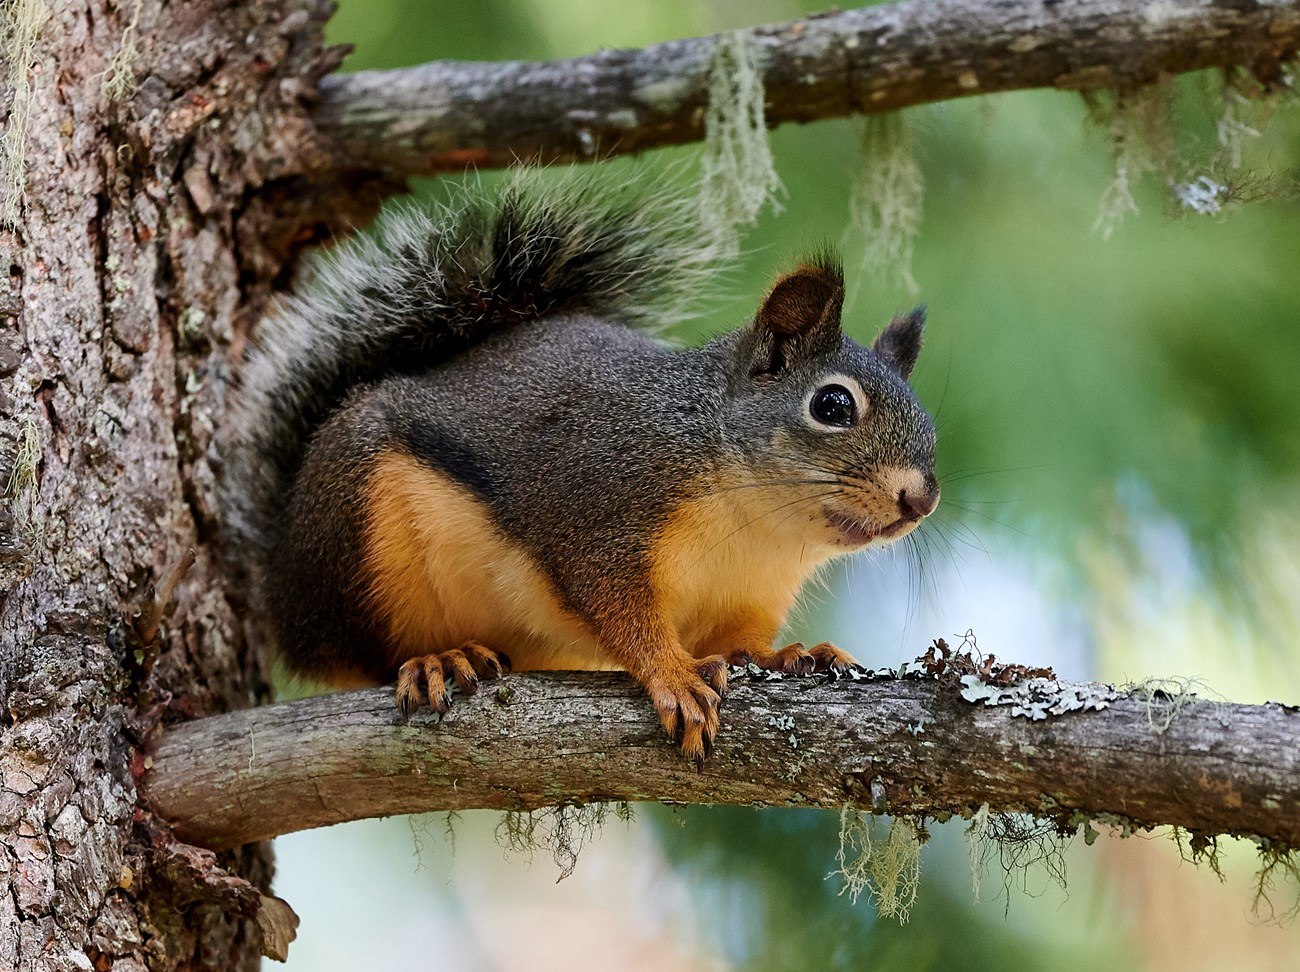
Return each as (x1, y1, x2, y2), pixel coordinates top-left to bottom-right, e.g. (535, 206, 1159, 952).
(141, 672, 1300, 851)
(315, 0, 1300, 176)
(0, 1, 383, 968)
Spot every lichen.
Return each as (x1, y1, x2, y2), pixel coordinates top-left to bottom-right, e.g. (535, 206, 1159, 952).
(832, 808, 923, 922)
(406, 811, 460, 873)
(698, 29, 782, 257)
(848, 112, 924, 294)
(1, 0, 50, 227)
(973, 812, 1072, 915)
(5, 418, 42, 546)
(101, 0, 144, 102)
(1170, 826, 1225, 882)
(959, 673, 1120, 720)
(967, 802, 991, 903)
(1090, 67, 1300, 230)
(495, 802, 633, 882)
(1089, 84, 1172, 239)
(1252, 842, 1300, 926)
(1126, 675, 1224, 735)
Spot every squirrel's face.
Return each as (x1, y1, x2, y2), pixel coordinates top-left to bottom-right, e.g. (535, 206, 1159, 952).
(718, 258, 939, 553)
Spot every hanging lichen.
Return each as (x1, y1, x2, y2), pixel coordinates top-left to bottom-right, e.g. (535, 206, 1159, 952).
(848, 112, 924, 294)
(1092, 68, 1299, 230)
(496, 802, 634, 882)
(832, 808, 923, 922)
(1090, 84, 1172, 240)
(102, 0, 145, 102)
(1, 0, 49, 227)
(967, 803, 991, 904)
(5, 419, 42, 548)
(699, 29, 782, 257)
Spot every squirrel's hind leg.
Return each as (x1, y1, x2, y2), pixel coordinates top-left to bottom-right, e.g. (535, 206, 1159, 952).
(395, 640, 510, 718)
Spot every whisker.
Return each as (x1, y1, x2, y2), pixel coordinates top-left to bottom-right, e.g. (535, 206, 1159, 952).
(718, 477, 847, 493)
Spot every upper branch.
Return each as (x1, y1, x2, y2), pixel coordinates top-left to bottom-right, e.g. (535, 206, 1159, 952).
(141, 671, 1300, 850)
(314, 0, 1300, 176)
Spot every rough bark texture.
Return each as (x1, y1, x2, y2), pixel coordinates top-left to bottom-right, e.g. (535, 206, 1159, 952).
(141, 672, 1300, 851)
(315, 0, 1300, 175)
(0, 1, 387, 969)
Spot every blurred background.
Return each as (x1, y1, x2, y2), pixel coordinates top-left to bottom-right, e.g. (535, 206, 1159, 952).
(273, 1, 1300, 968)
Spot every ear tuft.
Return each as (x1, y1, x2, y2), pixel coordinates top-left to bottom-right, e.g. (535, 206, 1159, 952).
(872, 306, 926, 380)
(757, 256, 844, 338)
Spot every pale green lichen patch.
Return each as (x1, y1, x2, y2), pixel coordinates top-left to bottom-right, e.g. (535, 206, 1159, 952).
(698, 29, 781, 257)
(1090, 67, 1300, 233)
(1089, 83, 1172, 239)
(959, 674, 1120, 720)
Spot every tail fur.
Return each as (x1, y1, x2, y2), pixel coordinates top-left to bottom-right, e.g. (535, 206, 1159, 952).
(224, 167, 718, 563)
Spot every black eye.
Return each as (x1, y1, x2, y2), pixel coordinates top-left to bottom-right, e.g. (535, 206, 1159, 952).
(810, 384, 856, 427)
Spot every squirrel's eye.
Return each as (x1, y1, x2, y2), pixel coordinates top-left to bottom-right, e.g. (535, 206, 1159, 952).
(810, 385, 856, 427)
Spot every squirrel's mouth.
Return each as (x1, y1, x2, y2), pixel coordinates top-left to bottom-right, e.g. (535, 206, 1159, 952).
(823, 507, 907, 547)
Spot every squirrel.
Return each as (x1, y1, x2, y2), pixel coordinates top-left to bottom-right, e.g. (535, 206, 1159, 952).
(224, 169, 939, 765)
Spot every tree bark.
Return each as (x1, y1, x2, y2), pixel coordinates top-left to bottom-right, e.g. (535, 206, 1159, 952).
(0, 1, 383, 968)
(315, 0, 1300, 176)
(139, 672, 1300, 851)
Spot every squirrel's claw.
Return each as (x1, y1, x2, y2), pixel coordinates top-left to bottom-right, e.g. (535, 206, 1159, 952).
(394, 641, 510, 717)
(736, 641, 859, 675)
(805, 641, 859, 672)
(647, 654, 727, 769)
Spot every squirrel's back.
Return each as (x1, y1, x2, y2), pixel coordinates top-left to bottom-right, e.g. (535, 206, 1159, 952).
(224, 168, 717, 567)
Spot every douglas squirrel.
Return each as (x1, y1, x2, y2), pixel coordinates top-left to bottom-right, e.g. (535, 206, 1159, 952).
(225, 170, 940, 765)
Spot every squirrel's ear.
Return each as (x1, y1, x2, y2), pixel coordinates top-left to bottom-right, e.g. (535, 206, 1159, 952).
(752, 257, 844, 374)
(872, 306, 926, 380)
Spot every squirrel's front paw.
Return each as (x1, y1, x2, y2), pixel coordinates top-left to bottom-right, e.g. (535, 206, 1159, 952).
(730, 641, 859, 675)
(395, 641, 511, 717)
(645, 655, 728, 769)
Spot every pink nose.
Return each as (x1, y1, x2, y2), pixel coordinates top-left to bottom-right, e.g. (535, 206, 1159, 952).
(899, 485, 939, 520)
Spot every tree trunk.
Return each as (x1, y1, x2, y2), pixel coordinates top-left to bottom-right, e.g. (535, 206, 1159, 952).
(0, 1, 379, 968)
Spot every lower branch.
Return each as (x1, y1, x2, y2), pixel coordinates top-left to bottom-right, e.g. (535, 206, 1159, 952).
(141, 670, 1300, 851)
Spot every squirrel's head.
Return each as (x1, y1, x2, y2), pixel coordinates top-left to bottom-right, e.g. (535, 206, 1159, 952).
(718, 255, 939, 552)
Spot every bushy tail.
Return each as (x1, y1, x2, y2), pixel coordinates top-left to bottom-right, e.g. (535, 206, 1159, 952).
(223, 167, 718, 562)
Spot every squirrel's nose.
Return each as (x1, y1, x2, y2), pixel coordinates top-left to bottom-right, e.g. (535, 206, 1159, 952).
(899, 484, 939, 520)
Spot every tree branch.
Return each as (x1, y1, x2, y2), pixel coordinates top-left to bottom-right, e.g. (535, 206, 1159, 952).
(141, 671, 1300, 851)
(314, 0, 1300, 176)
